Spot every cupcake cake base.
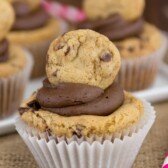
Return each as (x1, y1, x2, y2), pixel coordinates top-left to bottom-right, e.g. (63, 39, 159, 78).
(15, 100, 155, 168)
(116, 33, 168, 91)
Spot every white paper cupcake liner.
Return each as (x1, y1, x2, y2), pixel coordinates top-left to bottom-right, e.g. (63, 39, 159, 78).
(0, 50, 33, 119)
(15, 100, 155, 168)
(116, 33, 168, 91)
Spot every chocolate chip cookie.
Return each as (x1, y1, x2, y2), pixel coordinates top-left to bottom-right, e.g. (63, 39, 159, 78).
(46, 29, 121, 89)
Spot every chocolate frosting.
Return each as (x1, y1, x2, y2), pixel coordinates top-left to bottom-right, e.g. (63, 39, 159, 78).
(56, 0, 82, 8)
(12, 2, 49, 30)
(36, 79, 124, 116)
(37, 79, 104, 108)
(0, 39, 9, 63)
(12, 2, 32, 16)
(76, 14, 144, 41)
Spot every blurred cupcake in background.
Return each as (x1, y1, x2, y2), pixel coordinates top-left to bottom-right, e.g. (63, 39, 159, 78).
(144, 0, 168, 65)
(0, 1, 33, 119)
(76, 0, 168, 91)
(16, 29, 155, 168)
(7, 0, 61, 78)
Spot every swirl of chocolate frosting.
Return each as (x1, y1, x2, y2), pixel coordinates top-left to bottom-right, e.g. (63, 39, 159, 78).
(12, 2, 49, 30)
(37, 79, 104, 108)
(36, 79, 124, 116)
(76, 14, 144, 41)
(0, 39, 9, 63)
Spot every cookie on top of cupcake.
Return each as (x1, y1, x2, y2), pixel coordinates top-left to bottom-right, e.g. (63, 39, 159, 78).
(76, 0, 167, 91)
(7, 0, 61, 78)
(0, 1, 33, 119)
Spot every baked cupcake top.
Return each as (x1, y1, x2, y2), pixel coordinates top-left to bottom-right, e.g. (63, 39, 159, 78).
(7, 0, 60, 44)
(0, 1, 27, 77)
(77, 0, 145, 40)
(84, 0, 145, 22)
(115, 23, 162, 58)
(19, 29, 144, 137)
(76, 0, 162, 58)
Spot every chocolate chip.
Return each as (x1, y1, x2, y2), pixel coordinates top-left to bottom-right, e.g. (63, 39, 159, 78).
(73, 132, 82, 138)
(27, 100, 41, 111)
(55, 44, 64, 51)
(100, 53, 112, 62)
(73, 124, 85, 138)
(65, 46, 70, 56)
(19, 107, 30, 115)
(128, 47, 135, 52)
(52, 69, 59, 77)
(46, 128, 52, 136)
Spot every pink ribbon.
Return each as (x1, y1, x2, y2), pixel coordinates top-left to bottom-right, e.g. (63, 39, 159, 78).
(42, 0, 86, 22)
(163, 152, 168, 168)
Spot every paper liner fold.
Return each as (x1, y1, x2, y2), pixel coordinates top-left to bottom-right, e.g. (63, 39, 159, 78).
(16, 100, 155, 168)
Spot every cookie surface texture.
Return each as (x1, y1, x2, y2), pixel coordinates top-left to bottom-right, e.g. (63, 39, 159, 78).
(46, 29, 121, 89)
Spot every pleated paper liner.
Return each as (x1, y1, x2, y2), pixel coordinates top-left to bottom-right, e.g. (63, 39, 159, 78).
(16, 100, 155, 168)
(116, 34, 168, 91)
(0, 50, 33, 119)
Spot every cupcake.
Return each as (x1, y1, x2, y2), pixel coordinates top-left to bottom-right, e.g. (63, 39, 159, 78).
(76, 0, 168, 91)
(0, 1, 33, 119)
(7, 0, 60, 78)
(16, 30, 155, 168)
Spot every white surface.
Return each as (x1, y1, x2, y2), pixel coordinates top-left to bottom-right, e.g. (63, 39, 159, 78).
(0, 114, 18, 136)
(134, 62, 168, 103)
